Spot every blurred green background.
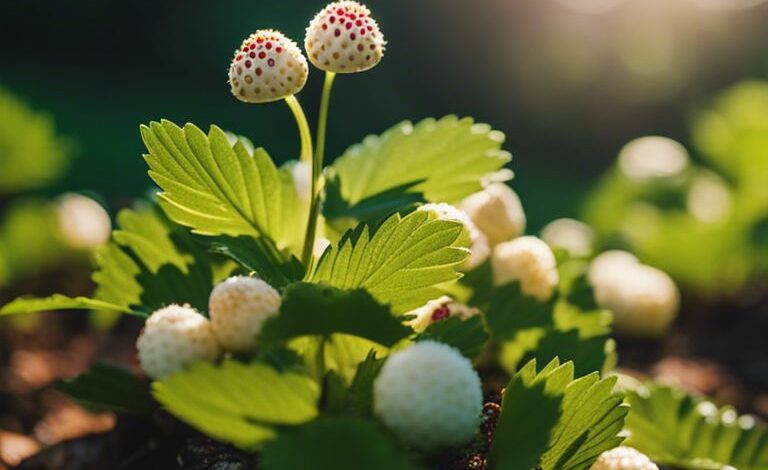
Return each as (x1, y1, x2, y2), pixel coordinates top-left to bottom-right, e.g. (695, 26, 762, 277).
(2, 0, 767, 230)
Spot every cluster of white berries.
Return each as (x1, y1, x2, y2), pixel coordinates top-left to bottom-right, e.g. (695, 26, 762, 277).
(229, 1, 386, 104)
(492, 236, 560, 302)
(136, 276, 281, 379)
(590, 446, 659, 470)
(406, 295, 479, 333)
(374, 341, 482, 449)
(589, 251, 679, 339)
(418, 203, 490, 271)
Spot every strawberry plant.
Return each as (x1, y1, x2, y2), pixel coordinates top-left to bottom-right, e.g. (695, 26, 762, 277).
(3, 2, 765, 469)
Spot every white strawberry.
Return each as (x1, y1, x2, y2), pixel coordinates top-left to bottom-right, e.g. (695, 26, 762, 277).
(458, 183, 526, 247)
(229, 30, 308, 103)
(305, 1, 385, 73)
(591, 446, 659, 470)
(136, 304, 221, 379)
(374, 341, 483, 450)
(208, 276, 281, 352)
(491, 236, 559, 302)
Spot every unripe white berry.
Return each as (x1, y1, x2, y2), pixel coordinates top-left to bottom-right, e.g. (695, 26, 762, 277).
(618, 136, 689, 182)
(590, 446, 659, 470)
(136, 305, 221, 379)
(491, 236, 559, 302)
(208, 276, 281, 352)
(588, 250, 639, 287)
(374, 341, 482, 450)
(55, 193, 111, 250)
(406, 296, 479, 333)
(418, 203, 490, 271)
(229, 30, 308, 104)
(540, 218, 596, 258)
(305, 1, 385, 73)
(591, 261, 679, 339)
(458, 183, 526, 247)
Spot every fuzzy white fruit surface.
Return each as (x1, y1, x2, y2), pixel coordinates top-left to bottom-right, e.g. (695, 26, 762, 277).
(458, 183, 526, 247)
(590, 446, 659, 470)
(588, 250, 639, 287)
(208, 276, 282, 352)
(229, 30, 308, 103)
(491, 236, 559, 302)
(56, 193, 112, 250)
(592, 262, 679, 339)
(418, 203, 489, 271)
(136, 305, 221, 379)
(305, 1, 385, 73)
(373, 341, 482, 450)
(406, 296, 479, 333)
(540, 217, 596, 258)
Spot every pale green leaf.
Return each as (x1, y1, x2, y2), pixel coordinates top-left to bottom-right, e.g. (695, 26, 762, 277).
(141, 120, 300, 253)
(325, 115, 511, 223)
(310, 210, 470, 313)
(625, 383, 768, 470)
(1, 294, 136, 316)
(152, 360, 319, 450)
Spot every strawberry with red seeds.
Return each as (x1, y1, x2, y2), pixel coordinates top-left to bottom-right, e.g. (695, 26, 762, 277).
(305, 1, 386, 73)
(229, 29, 308, 103)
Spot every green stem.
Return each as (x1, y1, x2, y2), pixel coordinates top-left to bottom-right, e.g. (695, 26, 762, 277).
(301, 72, 337, 268)
(284, 95, 313, 163)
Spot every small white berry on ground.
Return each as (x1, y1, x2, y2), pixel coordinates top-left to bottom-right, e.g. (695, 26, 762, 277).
(208, 276, 282, 352)
(458, 183, 526, 247)
(591, 261, 679, 339)
(374, 341, 482, 450)
(590, 446, 659, 470)
(136, 305, 221, 379)
(491, 236, 559, 301)
(540, 218, 596, 258)
(229, 30, 308, 103)
(406, 296, 479, 333)
(305, 1, 385, 73)
(418, 203, 490, 271)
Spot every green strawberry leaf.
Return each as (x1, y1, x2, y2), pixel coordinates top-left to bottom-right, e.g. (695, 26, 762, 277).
(58, 363, 151, 414)
(325, 116, 511, 226)
(261, 417, 422, 470)
(310, 210, 470, 313)
(206, 235, 304, 288)
(259, 282, 412, 348)
(141, 120, 301, 255)
(153, 360, 319, 450)
(624, 383, 768, 470)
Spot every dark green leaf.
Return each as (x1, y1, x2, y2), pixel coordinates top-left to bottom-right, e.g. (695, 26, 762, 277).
(206, 235, 304, 288)
(260, 283, 412, 348)
(58, 363, 151, 414)
(483, 283, 555, 341)
(261, 417, 422, 470)
(417, 315, 489, 359)
(492, 360, 564, 470)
